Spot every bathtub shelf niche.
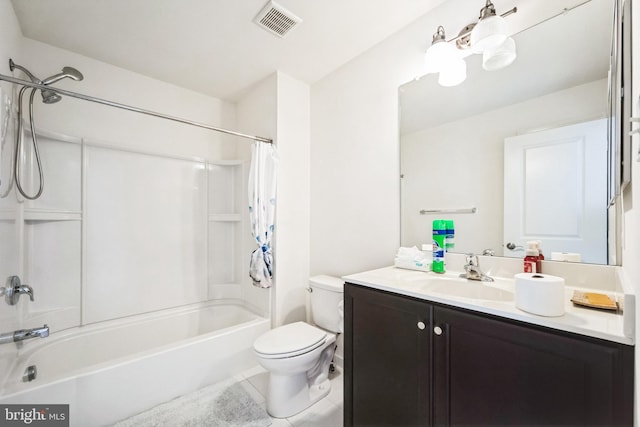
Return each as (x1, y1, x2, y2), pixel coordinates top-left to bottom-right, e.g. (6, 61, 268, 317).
(207, 161, 247, 295)
(208, 161, 244, 215)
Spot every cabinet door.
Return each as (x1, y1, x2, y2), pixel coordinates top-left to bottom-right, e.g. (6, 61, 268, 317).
(345, 284, 432, 427)
(433, 306, 633, 427)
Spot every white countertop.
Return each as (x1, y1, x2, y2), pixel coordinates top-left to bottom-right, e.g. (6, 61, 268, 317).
(343, 266, 634, 346)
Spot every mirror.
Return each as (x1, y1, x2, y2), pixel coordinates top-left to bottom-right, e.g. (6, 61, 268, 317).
(399, 0, 617, 265)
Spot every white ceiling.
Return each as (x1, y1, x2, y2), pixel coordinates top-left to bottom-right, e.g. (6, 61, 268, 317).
(10, 0, 446, 101)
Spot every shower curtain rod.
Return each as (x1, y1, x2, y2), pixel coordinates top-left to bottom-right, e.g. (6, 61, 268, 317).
(0, 73, 273, 144)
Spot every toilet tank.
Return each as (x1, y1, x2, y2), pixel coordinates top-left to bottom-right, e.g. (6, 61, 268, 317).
(309, 275, 344, 333)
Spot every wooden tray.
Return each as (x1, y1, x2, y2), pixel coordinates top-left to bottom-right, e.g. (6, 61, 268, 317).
(571, 291, 618, 311)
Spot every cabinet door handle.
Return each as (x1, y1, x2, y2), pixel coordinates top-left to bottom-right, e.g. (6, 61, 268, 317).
(434, 326, 443, 335)
(417, 321, 426, 330)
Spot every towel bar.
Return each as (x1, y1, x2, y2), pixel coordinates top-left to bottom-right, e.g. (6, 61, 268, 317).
(419, 207, 477, 215)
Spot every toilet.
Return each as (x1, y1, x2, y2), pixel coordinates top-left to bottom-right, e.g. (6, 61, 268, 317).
(253, 275, 344, 418)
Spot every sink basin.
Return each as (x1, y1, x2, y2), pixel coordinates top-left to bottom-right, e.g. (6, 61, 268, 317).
(429, 281, 514, 301)
(415, 277, 515, 302)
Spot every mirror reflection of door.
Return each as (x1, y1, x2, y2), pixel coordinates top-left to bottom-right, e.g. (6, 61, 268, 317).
(503, 119, 607, 264)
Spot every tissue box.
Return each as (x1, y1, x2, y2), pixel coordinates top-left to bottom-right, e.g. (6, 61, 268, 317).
(394, 258, 431, 272)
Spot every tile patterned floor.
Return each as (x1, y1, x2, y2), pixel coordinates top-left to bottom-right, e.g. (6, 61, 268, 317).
(234, 365, 344, 427)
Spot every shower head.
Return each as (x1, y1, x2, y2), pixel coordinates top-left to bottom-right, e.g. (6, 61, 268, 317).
(40, 67, 84, 104)
(41, 90, 62, 104)
(9, 59, 83, 104)
(41, 67, 84, 85)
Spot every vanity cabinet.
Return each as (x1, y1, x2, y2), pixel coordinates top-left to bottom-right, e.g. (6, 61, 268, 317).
(345, 282, 433, 426)
(344, 283, 634, 427)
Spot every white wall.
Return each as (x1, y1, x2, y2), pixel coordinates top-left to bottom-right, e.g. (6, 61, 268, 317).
(236, 72, 311, 327)
(18, 38, 237, 160)
(273, 73, 311, 327)
(0, 1, 22, 68)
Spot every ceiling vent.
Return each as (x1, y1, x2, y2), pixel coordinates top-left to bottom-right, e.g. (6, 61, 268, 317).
(254, 1, 302, 38)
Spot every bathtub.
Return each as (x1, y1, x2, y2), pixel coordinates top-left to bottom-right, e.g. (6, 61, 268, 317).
(0, 302, 270, 427)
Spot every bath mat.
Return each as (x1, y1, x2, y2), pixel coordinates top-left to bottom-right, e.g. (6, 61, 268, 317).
(112, 379, 272, 427)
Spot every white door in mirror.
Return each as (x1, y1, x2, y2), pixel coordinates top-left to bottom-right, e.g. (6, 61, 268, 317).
(503, 119, 607, 264)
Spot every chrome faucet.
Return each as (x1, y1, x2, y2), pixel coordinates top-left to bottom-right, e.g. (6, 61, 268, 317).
(1, 276, 34, 305)
(460, 253, 494, 282)
(0, 324, 49, 345)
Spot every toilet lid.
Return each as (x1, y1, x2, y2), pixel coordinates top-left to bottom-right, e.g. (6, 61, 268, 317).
(254, 322, 327, 358)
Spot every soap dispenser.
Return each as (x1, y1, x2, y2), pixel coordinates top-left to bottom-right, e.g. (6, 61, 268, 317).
(523, 241, 541, 273)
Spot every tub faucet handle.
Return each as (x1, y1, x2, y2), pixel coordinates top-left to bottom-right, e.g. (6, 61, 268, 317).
(1, 276, 34, 305)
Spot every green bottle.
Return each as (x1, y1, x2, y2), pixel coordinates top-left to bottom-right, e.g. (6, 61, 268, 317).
(432, 219, 446, 273)
(444, 219, 455, 252)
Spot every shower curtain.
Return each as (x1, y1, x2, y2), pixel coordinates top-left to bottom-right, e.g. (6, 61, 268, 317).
(248, 140, 278, 288)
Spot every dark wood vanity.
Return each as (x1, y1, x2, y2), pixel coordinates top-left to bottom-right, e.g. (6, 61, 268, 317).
(344, 283, 634, 426)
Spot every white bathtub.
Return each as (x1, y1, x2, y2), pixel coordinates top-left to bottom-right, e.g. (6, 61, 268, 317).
(0, 302, 270, 427)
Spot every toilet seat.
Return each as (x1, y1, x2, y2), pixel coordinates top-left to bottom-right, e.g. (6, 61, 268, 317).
(254, 322, 327, 359)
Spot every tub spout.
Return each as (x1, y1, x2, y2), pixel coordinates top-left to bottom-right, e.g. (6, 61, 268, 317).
(0, 324, 49, 345)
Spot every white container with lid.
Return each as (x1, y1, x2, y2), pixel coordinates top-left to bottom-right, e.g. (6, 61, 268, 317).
(515, 272, 565, 317)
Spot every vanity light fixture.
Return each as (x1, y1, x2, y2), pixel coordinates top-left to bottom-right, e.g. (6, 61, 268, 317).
(425, 0, 517, 86)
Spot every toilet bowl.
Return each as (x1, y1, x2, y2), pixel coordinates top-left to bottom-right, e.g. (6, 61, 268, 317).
(253, 275, 344, 418)
(254, 321, 337, 418)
